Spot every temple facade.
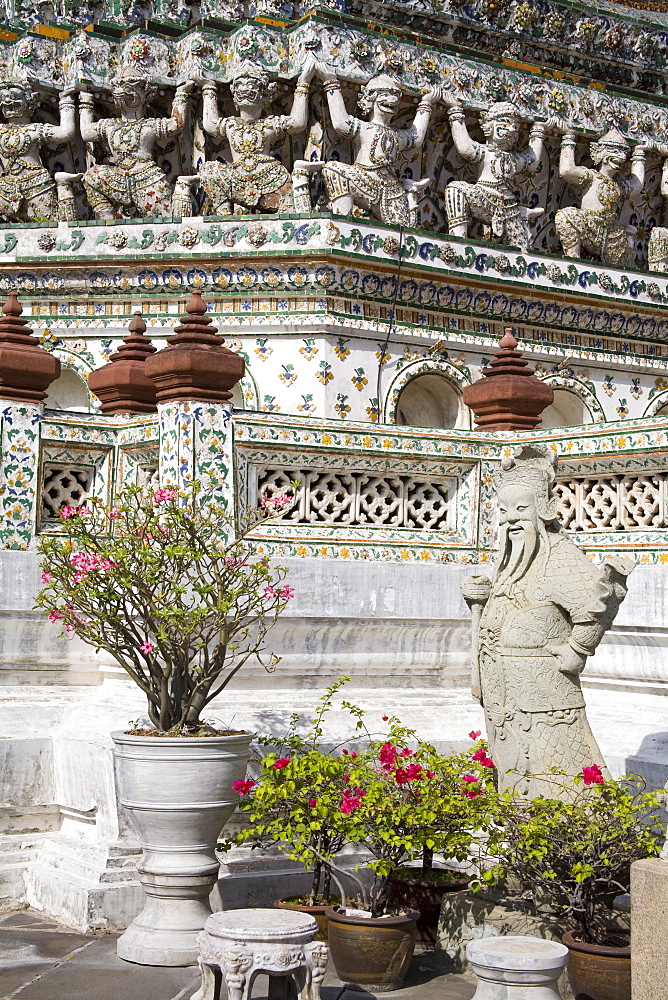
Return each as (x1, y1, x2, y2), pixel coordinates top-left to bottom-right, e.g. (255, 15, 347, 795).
(1, 0, 668, 931)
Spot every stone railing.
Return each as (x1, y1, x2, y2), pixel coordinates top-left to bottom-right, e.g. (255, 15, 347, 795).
(555, 474, 667, 532)
(256, 466, 455, 531)
(15, 405, 668, 563)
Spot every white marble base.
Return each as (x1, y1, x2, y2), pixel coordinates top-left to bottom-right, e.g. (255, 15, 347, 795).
(467, 936, 568, 999)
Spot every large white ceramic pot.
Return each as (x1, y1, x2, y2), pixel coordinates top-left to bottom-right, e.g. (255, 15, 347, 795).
(112, 730, 252, 967)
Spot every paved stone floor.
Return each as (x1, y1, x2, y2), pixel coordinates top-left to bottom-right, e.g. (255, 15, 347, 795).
(0, 909, 476, 1000)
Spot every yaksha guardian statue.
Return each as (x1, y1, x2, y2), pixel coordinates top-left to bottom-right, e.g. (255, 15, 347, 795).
(317, 67, 439, 226)
(0, 82, 80, 222)
(80, 70, 195, 219)
(461, 445, 633, 798)
(443, 97, 546, 251)
(555, 129, 646, 268)
(198, 59, 317, 215)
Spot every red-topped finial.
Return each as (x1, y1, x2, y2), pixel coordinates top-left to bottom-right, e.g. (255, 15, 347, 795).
(462, 327, 553, 430)
(88, 311, 158, 414)
(0, 291, 60, 402)
(144, 292, 245, 405)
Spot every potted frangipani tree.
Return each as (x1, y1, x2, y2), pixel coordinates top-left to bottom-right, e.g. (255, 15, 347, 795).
(484, 768, 664, 1000)
(35, 483, 294, 967)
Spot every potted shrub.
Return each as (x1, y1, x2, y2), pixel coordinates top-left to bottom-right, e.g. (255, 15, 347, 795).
(35, 483, 294, 967)
(487, 767, 664, 1000)
(320, 715, 497, 992)
(387, 731, 492, 943)
(225, 679, 354, 939)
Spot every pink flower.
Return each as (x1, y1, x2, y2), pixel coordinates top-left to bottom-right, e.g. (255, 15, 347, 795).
(382, 715, 389, 721)
(109, 507, 121, 521)
(225, 556, 245, 570)
(308, 798, 317, 807)
(472, 749, 495, 768)
(140, 640, 155, 654)
(426, 771, 435, 779)
(395, 763, 422, 785)
(273, 757, 290, 770)
(263, 586, 278, 599)
(154, 487, 178, 504)
(342, 775, 350, 782)
(340, 789, 363, 815)
(462, 788, 482, 799)
(469, 730, 481, 740)
(462, 774, 480, 784)
(233, 779, 256, 796)
(461, 775, 483, 798)
(342, 749, 349, 755)
(65, 624, 75, 633)
(379, 742, 397, 770)
(582, 764, 605, 785)
(260, 493, 293, 511)
(280, 585, 295, 599)
(158, 525, 170, 537)
(398, 748, 412, 758)
(41, 570, 53, 583)
(47, 609, 61, 622)
(351, 751, 358, 758)
(60, 504, 87, 519)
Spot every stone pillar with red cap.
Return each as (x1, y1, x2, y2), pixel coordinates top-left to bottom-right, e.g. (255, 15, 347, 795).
(144, 291, 245, 505)
(0, 292, 60, 547)
(463, 328, 553, 431)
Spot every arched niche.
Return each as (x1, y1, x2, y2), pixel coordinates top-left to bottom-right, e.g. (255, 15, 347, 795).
(539, 388, 593, 429)
(44, 368, 92, 413)
(394, 371, 468, 430)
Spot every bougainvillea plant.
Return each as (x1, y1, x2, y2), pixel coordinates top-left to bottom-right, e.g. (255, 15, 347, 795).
(224, 678, 354, 906)
(481, 768, 664, 945)
(34, 484, 294, 733)
(224, 679, 498, 916)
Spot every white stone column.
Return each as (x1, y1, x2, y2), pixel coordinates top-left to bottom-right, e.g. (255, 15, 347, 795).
(0, 400, 44, 549)
(158, 401, 236, 511)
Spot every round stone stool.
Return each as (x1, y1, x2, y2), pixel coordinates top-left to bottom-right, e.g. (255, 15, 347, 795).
(191, 908, 328, 1000)
(466, 935, 568, 999)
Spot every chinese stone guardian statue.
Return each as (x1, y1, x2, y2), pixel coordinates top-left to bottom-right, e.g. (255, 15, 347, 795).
(197, 59, 318, 215)
(80, 70, 195, 219)
(461, 444, 633, 798)
(443, 97, 546, 251)
(317, 66, 439, 226)
(0, 82, 80, 222)
(555, 129, 646, 268)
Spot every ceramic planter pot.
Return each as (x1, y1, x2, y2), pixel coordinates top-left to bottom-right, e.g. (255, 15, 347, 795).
(112, 730, 251, 967)
(563, 930, 631, 1000)
(275, 898, 330, 940)
(388, 870, 470, 944)
(325, 906, 419, 992)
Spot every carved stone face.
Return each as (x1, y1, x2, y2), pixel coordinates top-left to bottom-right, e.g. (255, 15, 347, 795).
(0, 86, 32, 121)
(599, 147, 628, 172)
(231, 74, 266, 110)
(498, 483, 541, 533)
(371, 86, 402, 115)
(488, 114, 520, 150)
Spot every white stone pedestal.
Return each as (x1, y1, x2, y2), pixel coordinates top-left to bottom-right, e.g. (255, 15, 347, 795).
(466, 936, 568, 999)
(631, 857, 668, 1000)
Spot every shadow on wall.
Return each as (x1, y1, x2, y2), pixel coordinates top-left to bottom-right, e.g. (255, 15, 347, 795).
(540, 388, 592, 429)
(44, 368, 92, 413)
(395, 373, 468, 430)
(625, 731, 668, 795)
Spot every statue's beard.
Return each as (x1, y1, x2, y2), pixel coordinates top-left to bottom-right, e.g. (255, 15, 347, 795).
(495, 521, 541, 588)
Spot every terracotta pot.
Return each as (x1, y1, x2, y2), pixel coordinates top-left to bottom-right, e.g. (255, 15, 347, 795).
(563, 930, 631, 1000)
(275, 898, 330, 941)
(325, 905, 419, 992)
(388, 870, 469, 944)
